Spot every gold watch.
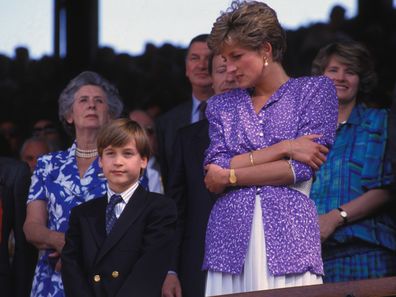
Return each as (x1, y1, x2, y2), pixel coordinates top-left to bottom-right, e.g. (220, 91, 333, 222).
(229, 168, 237, 185)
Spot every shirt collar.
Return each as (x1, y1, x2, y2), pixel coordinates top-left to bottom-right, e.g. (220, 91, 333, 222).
(107, 181, 139, 204)
(192, 95, 202, 113)
(345, 104, 365, 126)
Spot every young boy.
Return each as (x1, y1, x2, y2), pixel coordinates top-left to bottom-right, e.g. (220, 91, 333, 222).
(61, 118, 177, 297)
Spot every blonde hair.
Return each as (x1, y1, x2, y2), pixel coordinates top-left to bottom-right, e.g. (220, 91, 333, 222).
(97, 118, 150, 160)
(208, 0, 286, 62)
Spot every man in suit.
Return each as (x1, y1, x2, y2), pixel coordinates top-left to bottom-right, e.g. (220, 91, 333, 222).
(0, 157, 37, 297)
(61, 119, 176, 297)
(155, 34, 214, 187)
(161, 55, 237, 297)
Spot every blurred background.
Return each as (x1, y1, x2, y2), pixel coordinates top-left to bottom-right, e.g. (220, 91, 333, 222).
(0, 0, 395, 149)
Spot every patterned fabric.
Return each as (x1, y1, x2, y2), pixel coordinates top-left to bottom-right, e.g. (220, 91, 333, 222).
(203, 76, 338, 275)
(27, 142, 106, 297)
(139, 169, 149, 191)
(310, 104, 396, 282)
(323, 247, 396, 282)
(105, 194, 123, 235)
(205, 196, 322, 296)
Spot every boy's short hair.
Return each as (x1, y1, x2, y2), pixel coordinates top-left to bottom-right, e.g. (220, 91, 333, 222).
(97, 118, 151, 159)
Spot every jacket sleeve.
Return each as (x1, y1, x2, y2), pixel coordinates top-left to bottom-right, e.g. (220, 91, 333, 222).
(291, 76, 338, 183)
(61, 207, 95, 297)
(116, 197, 177, 297)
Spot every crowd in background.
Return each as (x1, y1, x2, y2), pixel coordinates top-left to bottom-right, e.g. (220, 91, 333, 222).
(1, 2, 396, 297)
(1, 4, 396, 152)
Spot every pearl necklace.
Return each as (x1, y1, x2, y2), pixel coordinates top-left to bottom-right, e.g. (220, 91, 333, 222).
(76, 147, 98, 158)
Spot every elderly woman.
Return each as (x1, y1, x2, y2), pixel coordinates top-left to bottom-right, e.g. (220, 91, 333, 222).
(202, 1, 338, 295)
(23, 71, 123, 297)
(310, 41, 396, 282)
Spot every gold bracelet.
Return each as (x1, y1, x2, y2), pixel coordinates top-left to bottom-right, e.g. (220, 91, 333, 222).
(285, 159, 293, 170)
(249, 151, 255, 166)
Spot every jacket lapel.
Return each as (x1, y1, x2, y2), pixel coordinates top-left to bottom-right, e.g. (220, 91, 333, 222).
(86, 197, 107, 248)
(95, 186, 149, 263)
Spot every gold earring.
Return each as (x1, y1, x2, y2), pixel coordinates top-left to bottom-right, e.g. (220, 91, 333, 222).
(264, 57, 269, 67)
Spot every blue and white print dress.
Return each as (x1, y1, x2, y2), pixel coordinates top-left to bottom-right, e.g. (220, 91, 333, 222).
(27, 142, 107, 297)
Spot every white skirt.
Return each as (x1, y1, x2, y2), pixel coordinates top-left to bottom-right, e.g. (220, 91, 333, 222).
(205, 195, 322, 296)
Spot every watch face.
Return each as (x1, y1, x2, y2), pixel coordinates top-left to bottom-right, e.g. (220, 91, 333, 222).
(340, 211, 347, 218)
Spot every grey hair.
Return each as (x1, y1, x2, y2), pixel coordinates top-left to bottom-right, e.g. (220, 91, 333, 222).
(58, 71, 124, 136)
(20, 137, 51, 156)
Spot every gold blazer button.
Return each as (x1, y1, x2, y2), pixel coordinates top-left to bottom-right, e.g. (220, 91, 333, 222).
(112, 271, 119, 278)
(93, 274, 101, 282)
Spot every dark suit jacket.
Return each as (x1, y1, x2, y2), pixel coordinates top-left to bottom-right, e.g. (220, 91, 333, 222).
(168, 120, 215, 297)
(61, 186, 177, 297)
(0, 157, 37, 297)
(156, 100, 192, 187)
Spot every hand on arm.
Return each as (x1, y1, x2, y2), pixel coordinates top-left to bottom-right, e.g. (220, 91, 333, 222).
(319, 189, 391, 242)
(23, 200, 65, 252)
(204, 160, 295, 193)
(230, 134, 328, 170)
(162, 274, 182, 297)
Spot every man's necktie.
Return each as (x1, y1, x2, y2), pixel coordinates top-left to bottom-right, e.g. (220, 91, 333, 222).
(139, 169, 149, 191)
(198, 101, 207, 121)
(105, 194, 123, 235)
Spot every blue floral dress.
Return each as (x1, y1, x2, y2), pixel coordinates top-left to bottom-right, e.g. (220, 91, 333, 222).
(27, 142, 107, 297)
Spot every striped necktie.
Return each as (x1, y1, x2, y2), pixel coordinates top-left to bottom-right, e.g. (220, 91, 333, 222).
(105, 194, 123, 235)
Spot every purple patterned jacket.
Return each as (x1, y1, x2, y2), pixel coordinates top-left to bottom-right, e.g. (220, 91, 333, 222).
(203, 76, 338, 276)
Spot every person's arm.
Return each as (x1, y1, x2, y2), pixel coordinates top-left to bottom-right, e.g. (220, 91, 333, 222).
(116, 197, 177, 297)
(230, 134, 328, 170)
(23, 200, 65, 252)
(161, 131, 185, 297)
(319, 189, 391, 242)
(205, 77, 338, 193)
(61, 207, 95, 297)
(24, 200, 64, 271)
(205, 160, 294, 194)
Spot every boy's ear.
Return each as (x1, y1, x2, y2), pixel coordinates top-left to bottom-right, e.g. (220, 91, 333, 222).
(98, 157, 103, 168)
(140, 157, 148, 170)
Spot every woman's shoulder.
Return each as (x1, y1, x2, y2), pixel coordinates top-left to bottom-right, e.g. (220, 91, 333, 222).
(207, 88, 248, 108)
(35, 147, 74, 172)
(289, 76, 337, 106)
(292, 75, 334, 89)
(359, 104, 389, 128)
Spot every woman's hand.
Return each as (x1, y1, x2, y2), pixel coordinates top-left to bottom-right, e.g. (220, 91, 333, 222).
(48, 251, 62, 272)
(318, 210, 342, 242)
(287, 134, 329, 170)
(50, 231, 65, 253)
(204, 164, 229, 194)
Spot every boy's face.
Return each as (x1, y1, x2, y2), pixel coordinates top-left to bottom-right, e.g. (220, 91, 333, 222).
(99, 139, 147, 193)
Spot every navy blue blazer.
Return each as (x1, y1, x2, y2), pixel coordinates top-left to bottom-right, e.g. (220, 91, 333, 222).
(156, 100, 192, 187)
(61, 185, 177, 297)
(168, 120, 216, 297)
